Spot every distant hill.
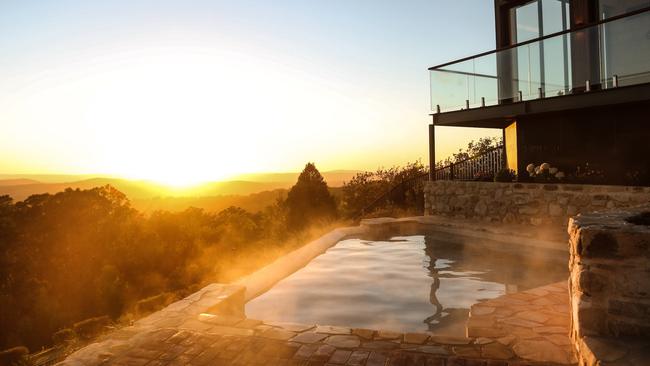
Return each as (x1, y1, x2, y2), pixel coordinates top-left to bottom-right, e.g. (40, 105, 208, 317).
(133, 186, 343, 214)
(131, 189, 288, 213)
(0, 174, 99, 183)
(231, 170, 362, 187)
(0, 178, 162, 202)
(0, 178, 41, 186)
(0, 170, 363, 202)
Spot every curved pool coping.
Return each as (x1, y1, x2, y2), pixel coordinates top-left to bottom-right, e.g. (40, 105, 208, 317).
(59, 215, 571, 365)
(236, 215, 567, 302)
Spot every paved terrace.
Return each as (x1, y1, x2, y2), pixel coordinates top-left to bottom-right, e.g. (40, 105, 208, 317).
(59, 283, 576, 366)
(59, 218, 576, 366)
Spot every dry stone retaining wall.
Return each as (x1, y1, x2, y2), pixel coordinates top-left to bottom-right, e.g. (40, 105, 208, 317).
(567, 205, 650, 365)
(568, 206, 650, 338)
(424, 180, 650, 227)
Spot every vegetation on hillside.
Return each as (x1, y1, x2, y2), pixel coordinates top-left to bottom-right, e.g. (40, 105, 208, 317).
(131, 189, 288, 214)
(341, 160, 427, 218)
(5, 151, 526, 352)
(0, 163, 339, 353)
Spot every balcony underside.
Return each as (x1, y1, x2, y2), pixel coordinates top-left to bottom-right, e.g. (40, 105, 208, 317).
(432, 82, 650, 129)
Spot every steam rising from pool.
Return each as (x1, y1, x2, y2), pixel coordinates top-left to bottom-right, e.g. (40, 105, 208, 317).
(245, 234, 566, 336)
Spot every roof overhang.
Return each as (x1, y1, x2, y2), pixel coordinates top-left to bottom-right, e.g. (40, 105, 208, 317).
(431, 82, 650, 128)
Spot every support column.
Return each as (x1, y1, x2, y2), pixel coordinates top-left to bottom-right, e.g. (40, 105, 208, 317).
(428, 122, 435, 181)
(502, 127, 508, 170)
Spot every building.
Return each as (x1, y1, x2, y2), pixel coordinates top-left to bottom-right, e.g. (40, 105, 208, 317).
(428, 0, 650, 186)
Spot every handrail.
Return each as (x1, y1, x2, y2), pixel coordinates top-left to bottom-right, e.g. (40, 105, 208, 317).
(355, 145, 504, 218)
(428, 6, 650, 71)
(436, 145, 504, 171)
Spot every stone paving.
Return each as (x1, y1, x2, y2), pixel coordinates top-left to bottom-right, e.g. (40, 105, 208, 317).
(60, 317, 563, 366)
(467, 282, 576, 365)
(59, 281, 578, 366)
(57, 218, 584, 366)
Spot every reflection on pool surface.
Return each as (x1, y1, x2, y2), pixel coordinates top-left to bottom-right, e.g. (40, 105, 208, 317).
(245, 233, 567, 336)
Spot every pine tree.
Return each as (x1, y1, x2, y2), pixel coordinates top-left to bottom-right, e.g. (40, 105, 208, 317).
(285, 163, 337, 230)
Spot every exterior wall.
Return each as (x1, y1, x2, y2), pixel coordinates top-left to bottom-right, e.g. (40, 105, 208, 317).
(514, 101, 650, 186)
(424, 180, 650, 226)
(567, 206, 650, 364)
(505, 121, 518, 173)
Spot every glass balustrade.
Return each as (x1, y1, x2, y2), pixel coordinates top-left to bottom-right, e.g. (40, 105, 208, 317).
(430, 9, 650, 113)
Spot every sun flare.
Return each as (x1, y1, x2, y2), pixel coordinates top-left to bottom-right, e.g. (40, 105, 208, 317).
(1, 42, 398, 181)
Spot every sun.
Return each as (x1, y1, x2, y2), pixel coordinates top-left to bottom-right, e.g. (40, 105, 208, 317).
(80, 48, 260, 186)
(149, 174, 208, 189)
(3, 40, 370, 181)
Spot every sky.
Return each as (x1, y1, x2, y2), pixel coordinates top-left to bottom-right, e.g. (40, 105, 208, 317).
(0, 0, 501, 186)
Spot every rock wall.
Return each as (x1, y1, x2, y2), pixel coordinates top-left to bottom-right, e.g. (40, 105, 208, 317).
(424, 180, 650, 227)
(567, 206, 650, 364)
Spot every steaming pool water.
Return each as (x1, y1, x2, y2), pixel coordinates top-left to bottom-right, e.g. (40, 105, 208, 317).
(245, 231, 567, 336)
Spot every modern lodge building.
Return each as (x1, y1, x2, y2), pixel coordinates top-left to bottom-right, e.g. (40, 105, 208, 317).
(428, 0, 650, 186)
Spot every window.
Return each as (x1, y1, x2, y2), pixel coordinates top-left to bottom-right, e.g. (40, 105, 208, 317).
(599, 0, 650, 19)
(509, 0, 570, 44)
(506, 0, 572, 98)
(511, 0, 540, 43)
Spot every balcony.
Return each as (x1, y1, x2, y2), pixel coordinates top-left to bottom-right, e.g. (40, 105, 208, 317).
(429, 8, 650, 122)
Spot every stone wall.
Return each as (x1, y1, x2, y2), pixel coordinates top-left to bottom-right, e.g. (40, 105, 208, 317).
(567, 206, 650, 364)
(424, 180, 650, 227)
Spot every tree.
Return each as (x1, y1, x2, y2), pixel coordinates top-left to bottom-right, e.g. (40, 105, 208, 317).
(0, 182, 329, 352)
(436, 136, 502, 168)
(341, 160, 427, 217)
(285, 163, 337, 230)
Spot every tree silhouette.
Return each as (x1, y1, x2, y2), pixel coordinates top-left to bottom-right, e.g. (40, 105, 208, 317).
(285, 163, 337, 230)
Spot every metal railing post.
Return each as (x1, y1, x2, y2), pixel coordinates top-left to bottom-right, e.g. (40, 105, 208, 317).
(428, 123, 435, 181)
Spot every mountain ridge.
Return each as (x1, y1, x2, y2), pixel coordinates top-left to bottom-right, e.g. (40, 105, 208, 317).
(0, 170, 363, 201)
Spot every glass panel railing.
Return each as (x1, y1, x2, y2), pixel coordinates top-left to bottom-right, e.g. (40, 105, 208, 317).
(429, 55, 499, 111)
(430, 9, 650, 113)
(599, 10, 650, 88)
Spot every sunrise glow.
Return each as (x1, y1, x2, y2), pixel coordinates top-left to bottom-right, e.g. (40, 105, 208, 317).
(0, 1, 500, 184)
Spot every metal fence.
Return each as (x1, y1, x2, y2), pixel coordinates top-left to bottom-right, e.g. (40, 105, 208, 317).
(435, 145, 504, 181)
(355, 145, 505, 218)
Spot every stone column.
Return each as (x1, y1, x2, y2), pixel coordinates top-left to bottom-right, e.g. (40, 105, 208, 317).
(568, 205, 650, 364)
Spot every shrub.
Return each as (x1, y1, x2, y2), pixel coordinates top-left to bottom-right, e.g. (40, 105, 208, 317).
(341, 160, 427, 217)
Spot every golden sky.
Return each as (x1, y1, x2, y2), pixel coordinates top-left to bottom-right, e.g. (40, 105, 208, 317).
(0, 1, 500, 186)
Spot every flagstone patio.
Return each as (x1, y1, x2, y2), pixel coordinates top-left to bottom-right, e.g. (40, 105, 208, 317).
(467, 282, 575, 365)
(58, 281, 576, 366)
